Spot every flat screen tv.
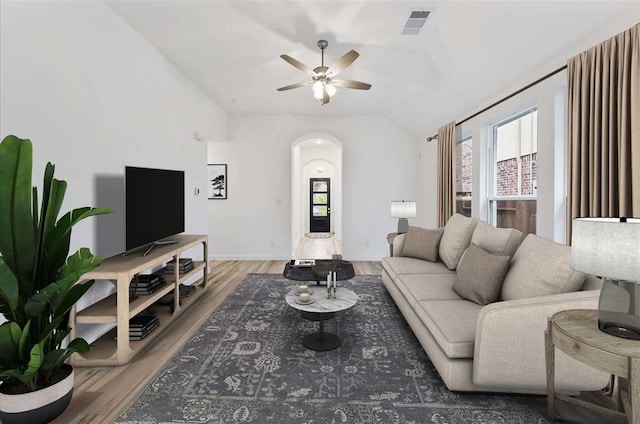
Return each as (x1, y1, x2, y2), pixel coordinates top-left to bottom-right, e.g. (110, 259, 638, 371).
(125, 166, 185, 256)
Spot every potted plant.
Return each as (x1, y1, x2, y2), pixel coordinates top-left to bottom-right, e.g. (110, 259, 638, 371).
(0, 135, 112, 423)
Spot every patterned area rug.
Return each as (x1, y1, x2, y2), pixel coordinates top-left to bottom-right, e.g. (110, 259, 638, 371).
(117, 274, 551, 424)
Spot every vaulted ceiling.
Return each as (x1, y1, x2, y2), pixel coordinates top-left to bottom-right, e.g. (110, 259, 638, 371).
(106, 0, 638, 139)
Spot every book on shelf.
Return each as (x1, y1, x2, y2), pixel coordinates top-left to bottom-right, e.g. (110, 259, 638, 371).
(117, 326, 158, 341)
(129, 322, 159, 337)
(166, 258, 193, 265)
(130, 275, 166, 295)
(179, 284, 197, 297)
(132, 286, 167, 295)
(164, 265, 194, 273)
(165, 258, 193, 268)
(115, 315, 160, 340)
(129, 314, 159, 328)
(292, 259, 315, 267)
(164, 262, 194, 274)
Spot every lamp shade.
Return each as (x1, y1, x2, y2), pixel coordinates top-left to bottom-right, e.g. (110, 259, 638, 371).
(391, 201, 416, 219)
(571, 217, 640, 282)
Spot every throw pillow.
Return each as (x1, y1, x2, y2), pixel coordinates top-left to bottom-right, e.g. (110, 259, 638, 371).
(438, 213, 478, 270)
(501, 234, 586, 300)
(471, 221, 523, 257)
(453, 243, 511, 305)
(401, 226, 444, 262)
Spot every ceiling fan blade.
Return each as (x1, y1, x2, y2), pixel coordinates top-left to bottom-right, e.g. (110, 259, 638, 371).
(276, 80, 313, 91)
(332, 79, 371, 90)
(280, 54, 314, 75)
(327, 50, 359, 76)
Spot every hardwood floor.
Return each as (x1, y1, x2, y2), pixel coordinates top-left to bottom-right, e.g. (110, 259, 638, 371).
(53, 257, 622, 424)
(292, 233, 342, 259)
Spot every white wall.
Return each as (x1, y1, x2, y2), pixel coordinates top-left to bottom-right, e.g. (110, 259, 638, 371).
(1, 0, 228, 255)
(207, 115, 420, 260)
(0, 0, 228, 338)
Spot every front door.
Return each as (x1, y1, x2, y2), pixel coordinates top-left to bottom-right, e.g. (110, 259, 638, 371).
(310, 178, 330, 233)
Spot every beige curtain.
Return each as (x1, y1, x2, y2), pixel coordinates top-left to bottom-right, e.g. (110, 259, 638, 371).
(567, 24, 640, 240)
(437, 121, 457, 227)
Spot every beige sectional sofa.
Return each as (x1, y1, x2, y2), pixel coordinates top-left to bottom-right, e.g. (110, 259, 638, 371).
(381, 213, 609, 395)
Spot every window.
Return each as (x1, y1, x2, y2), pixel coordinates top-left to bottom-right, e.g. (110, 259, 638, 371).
(456, 136, 472, 217)
(489, 108, 537, 235)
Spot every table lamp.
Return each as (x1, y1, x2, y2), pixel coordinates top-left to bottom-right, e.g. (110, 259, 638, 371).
(391, 201, 416, 234)
(570, 217, 640, 340)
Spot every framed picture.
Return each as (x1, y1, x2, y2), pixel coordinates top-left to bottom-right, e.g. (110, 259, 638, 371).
(208, 164, 227, 199)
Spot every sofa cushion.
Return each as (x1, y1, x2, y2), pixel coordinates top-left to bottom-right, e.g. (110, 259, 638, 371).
(401, 226, 444, 262)
(471, 221, 523, 257)
(453, 243, 511, 305)
(501, 234, 587, 300)
(439, 214, 478, 270)
(417, 300, 482, 358)
(382, 256, 451, 278)
(396, 274, 462, 307)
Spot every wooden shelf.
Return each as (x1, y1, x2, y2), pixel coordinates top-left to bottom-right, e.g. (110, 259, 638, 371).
(70, 234, 208, 367)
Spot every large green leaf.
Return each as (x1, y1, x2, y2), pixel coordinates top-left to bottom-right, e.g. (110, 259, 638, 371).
(32, 186, 39, 234)
(44, 207, 112, 283)
(37, 176, 68, 290)
(17, 319, 32, 362)
(0, 136, 35, 286)
(52, 248, 101, 313)
(24, 248, 100, 317)
(32, 315, 64, 345)
(41, 338, 90, 378)
(0, 322, 22, 369)
(53, 279, 95, 319)
(0, 258, 19, 315)
(23, 281, 64, 317)
(22, 343, 44, 390)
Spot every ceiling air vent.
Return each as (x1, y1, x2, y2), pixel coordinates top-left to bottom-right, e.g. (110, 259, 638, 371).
(402, 10, 430, 35)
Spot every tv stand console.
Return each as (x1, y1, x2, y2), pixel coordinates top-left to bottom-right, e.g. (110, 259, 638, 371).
(121, 240, 180, 257)
(70, 234, 208, 367)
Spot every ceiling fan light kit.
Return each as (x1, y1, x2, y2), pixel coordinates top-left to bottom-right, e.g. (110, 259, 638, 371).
(277, 39, 371, 105)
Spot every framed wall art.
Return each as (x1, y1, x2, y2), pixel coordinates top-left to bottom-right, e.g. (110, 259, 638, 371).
(208, 164, 227, 199)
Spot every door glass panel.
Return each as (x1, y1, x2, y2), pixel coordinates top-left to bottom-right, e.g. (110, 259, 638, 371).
(313, 206, 328, 217)
(313, 181, 328, 192)
(313, 193, 327, 204)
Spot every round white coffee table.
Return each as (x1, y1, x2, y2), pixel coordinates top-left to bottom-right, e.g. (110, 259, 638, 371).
(286, 285, 358, 351)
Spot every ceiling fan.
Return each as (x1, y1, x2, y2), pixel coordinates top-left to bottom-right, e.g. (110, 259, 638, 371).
(277, 40, 371, 105)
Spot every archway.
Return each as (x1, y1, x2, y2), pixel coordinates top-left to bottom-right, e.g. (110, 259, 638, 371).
(291, 133, 343, 257)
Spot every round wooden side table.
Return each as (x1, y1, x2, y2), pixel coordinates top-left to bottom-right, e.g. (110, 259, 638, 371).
(545, 309, 640, 424)
(387, 232, 400, 256)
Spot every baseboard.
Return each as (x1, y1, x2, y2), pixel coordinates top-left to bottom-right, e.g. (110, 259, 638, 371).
(209, 255, 383, 262)
(208, 255, 292, 261)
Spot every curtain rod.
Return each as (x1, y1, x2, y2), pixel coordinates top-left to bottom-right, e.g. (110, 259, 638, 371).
(426, 64, 568, 142)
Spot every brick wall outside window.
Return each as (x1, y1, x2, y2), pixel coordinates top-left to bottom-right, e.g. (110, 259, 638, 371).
(496, 157, 518, 196)
(521, 153, 537, 195)
(496, 153, 537, 196)
(456, 139, 472, 196)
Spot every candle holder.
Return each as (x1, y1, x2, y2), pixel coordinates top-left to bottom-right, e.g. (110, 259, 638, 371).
(326, 271, 337, 299)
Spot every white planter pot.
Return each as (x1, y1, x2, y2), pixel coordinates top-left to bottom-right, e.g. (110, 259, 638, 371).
(0, 364, 74, 424)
